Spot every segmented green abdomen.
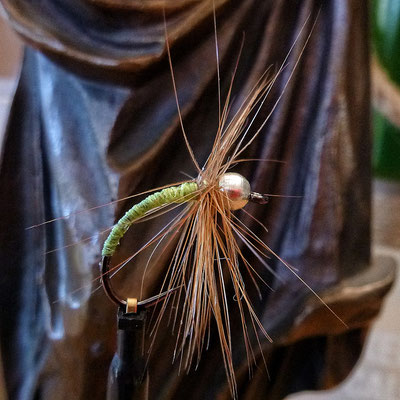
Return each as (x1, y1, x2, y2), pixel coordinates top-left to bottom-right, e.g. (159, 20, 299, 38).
(102, 181, 199, 257)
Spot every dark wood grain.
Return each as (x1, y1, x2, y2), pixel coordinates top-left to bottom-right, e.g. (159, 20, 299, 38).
(0, 1, 395, 399)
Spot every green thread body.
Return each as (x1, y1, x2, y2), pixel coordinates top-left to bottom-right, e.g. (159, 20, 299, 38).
(102, 181, 199, 257)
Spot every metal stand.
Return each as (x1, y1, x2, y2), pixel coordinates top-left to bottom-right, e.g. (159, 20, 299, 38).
(106, 307, 149, 400)
(101, 256, 174, 399)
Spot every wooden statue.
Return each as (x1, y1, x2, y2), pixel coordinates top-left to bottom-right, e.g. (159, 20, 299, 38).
(0, 1, 395, 398)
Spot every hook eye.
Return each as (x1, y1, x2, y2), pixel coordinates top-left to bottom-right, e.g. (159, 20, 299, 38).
(248, 192, 269, 204)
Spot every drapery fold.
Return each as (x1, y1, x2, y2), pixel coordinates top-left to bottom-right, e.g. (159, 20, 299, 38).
(0, 1, 394, 399)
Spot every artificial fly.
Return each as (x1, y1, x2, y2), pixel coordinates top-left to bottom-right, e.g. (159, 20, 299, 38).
(21, 5, 348, 400)
(99, 8, 346, 399)
(100, 72, 277, 398)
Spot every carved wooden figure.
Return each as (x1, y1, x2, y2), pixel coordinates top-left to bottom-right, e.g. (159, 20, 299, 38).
(0, 1, 395, 399)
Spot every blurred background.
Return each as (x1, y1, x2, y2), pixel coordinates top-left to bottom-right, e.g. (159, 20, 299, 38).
(0, 2, 399, 399)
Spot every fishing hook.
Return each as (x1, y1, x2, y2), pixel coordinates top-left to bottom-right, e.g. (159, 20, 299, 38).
(101, 255, 177, 313)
